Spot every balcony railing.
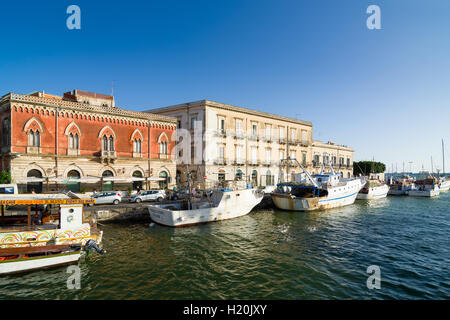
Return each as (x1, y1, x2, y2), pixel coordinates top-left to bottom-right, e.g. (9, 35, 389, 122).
(67, 148, 80, 156)
(101, 150, 116, 158)
(214, 158, 227, 165)
(300, 141, 310, 147)
(278, 138, 286, 144)
(234, 131, 245, 139)
(215, 129, 227, 137)
(249, 160, 260, 166)
(312, 161, 322, 168)
(289, 139, 299, 145)
(26, 146, 41, 154)
(249, 134, 259, 141)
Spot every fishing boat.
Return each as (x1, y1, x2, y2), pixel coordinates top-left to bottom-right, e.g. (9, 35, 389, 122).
(271, 159, 365, 211)
(408, 177, 440, 197)
(356, 178, 389, 200)
(387, 175, 416, 196)
(438, 177, 450, 191)
(148, 181, 264, 227)
(0, 195, 104, 275)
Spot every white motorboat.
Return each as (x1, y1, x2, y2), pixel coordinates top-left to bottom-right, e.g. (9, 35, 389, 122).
(271, 160, 365, 211)
(439, 177, 450, 191)
(357, 179, 389, 200)
(148, 182, 263, 227)
(408, 178, 440, 197)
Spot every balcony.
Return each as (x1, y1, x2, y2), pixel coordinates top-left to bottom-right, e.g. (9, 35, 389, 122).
(133, 152, 142, 158)
(159, 153, 169, 159)
(312, 161, 322, 168)
(234, 131, 245, 140)
(101, 150, 116, 158)
(289, 139, 299, 146)
(215, 129, 227, 137)
(278, 138, 286, 144)
(263, 160, 273, 166)
(67, 148, 80, 156)
(214, 158, 227, 165)
(300, 141, 310, 147)
(26, 146, 41, 154)
(248, 160, 260, 166)
(249, 135, 259, 141)
(264, 136, 272, 143)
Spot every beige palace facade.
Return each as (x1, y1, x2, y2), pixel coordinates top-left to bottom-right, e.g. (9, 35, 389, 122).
(146, 100, 354, 187)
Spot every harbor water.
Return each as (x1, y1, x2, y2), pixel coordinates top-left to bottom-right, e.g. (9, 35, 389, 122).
(1, 192, 449, 299)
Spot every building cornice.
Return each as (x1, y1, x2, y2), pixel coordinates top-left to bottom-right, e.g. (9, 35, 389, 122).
(145, 99, 313, 127)
(1, 93, 177, 126)
(312, 140, 354, 152)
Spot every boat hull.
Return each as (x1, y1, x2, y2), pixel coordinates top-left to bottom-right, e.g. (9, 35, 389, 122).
(0, 251, 81, 275)
(148, 188, 263, 227)
(439, 180, 450, 191)
(408, 189, 440, 197)
(357, 185, 389, 200)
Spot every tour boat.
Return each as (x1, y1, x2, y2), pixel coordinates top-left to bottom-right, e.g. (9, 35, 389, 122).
(387, 175, 416, 196)
(0, 196, 104, 275)
(148, 181, 264, 227)
(357, 179, 389, 200)
(271, 160, 365, 211)
(408, 178, 440, 197)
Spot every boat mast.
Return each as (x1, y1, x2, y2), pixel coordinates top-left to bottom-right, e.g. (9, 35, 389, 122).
(443, 139, 446, 177)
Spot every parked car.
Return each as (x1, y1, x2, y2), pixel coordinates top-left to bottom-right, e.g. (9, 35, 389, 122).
(129, 190, 166, 203)
(169, 189, 190, 201)
(90, 191, 122, 205)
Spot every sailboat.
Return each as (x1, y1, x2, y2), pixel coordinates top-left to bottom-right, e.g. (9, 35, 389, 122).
(438, 139, 450, 191)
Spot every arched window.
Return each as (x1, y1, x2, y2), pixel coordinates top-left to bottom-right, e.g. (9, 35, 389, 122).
(133, 139, 142, 153)
(35, 130, 40, 147)
(103, 135, 108, 150)
(28, 130, 35, 146)
(75, 133, 79, 149)
(109, 136, 114, 151)
(69, 133, 74, 149)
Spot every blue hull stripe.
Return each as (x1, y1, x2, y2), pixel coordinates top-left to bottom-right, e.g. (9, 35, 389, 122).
(319, 191, 358, 203)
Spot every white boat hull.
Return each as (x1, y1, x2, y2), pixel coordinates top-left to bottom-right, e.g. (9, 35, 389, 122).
(0, 251, 81, 275)
(272, 178, 363, 211)
(439, 180, 450, 191)
(148, 188, 263, 227)
(408, 189, 440, 197)
(357, 184, 389, 200)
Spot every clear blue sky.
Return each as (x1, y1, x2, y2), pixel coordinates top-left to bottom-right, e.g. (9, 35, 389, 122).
(1, 0, 449, 173)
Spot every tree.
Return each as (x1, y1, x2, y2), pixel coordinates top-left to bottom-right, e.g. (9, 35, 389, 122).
(0, 171, 11, 184)
(353, 161, 386, 176)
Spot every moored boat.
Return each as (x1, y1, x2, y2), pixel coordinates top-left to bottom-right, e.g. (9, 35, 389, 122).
(387, 175, 416, 196)
(271, 160, 365, 211)
(357, 179, 389, 200)
(0, 196, 104, 275)
(438, 177, 450, 192)
(148, 181, 263, 227)
(408, 178, 440, 197)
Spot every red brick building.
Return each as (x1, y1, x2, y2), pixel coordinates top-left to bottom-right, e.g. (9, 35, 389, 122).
(0, 90, 177, 193)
